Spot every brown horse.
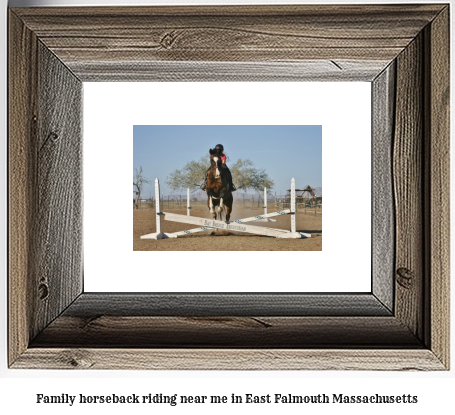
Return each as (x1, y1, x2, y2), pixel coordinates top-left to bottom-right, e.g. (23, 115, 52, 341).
(206, 148, 233, 223)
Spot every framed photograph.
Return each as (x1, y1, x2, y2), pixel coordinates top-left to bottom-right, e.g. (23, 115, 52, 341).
(8, 4, 449, 370)
(85, 82, 369, 293)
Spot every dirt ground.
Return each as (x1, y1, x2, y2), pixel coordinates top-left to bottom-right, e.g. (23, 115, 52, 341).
(133, 203, 322, 251)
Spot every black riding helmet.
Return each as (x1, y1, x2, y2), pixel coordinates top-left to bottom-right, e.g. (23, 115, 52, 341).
(215, 144, 224, 153)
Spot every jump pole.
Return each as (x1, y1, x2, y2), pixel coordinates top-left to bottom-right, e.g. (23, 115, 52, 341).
(163, 212, 290, 237)
(140, 178, 177, 239)
(141, 178, 311, 239)
(165, 178, 310, 238)
(169, 209, 291, 236)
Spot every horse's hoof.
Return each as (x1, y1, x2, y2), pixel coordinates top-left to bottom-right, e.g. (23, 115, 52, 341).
(211, 212, 216, 218)
(225, 220, 230, 224)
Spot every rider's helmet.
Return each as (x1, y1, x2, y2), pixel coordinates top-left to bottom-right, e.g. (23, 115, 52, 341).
(215, 144, 224, 153)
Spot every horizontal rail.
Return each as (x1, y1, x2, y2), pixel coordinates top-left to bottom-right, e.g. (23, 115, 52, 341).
(171, 209, 291, 236)
(164, 212, 290, 237)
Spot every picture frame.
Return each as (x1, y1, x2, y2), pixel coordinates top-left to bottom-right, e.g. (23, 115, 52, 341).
(8, 4, 449, 370)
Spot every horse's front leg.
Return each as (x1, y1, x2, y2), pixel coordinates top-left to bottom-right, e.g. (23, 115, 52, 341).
(208, 193, 216, 218)
(218, 188, 226, 211)
(215, 197, 224, 220)
(225, 205, 231, 223)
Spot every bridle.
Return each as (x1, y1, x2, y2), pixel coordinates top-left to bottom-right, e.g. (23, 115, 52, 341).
(209, 155, 222, 181)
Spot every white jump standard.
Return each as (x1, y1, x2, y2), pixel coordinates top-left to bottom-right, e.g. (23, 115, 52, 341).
(140, 177, 311, 239)
(276, 178, 310, 239)
(254, 187, 276, 222)
(140, 179, 177, 240)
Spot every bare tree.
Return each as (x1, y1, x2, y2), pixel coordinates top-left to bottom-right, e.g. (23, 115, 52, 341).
(133, 166, 150, 209)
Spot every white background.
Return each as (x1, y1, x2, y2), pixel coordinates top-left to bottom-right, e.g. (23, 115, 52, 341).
(1, 0, 454, 414)
(84, 82, 371, 292)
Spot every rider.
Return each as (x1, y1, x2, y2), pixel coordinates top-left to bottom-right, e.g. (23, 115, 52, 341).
(201, 144, 236, 191)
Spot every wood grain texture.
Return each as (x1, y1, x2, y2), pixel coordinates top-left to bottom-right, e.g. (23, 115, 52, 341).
(425, 6, 450, 369)
(59, 293, 392, 316)
(31, 315, 420, 349)
(393, 34, 424, 340)
(33, 42, 83, 339)
(372, 63, 395, 312)
(13, 349, 445, 371)
(8, 11, 38, 366)
(8, 4, 450, 370)
(11, 5, 444, 80)
(8, 13, 84, 366)
(70, 60, 388, 82)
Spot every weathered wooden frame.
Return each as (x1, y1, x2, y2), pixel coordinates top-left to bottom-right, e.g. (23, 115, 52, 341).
(8, 5, 449, 370)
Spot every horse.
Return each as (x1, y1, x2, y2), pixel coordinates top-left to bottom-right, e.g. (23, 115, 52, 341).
(206, 148, 233, 223)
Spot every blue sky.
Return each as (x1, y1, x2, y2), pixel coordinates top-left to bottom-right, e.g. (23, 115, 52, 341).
(133, 125, 322, 197)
